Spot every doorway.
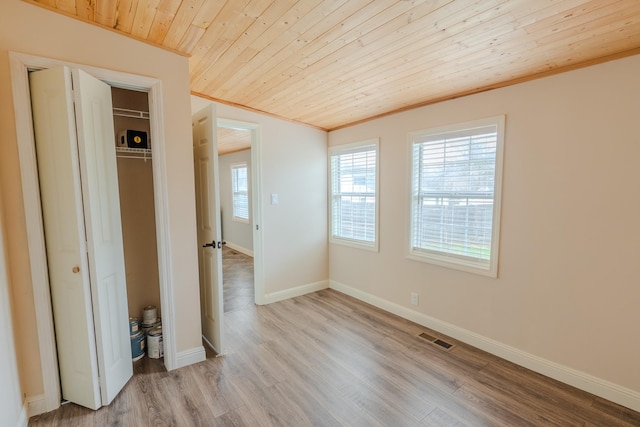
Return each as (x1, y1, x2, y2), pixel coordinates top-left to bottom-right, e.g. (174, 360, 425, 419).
(112, 87, 162, 329)
(10, 52, 176, 413)
(192, 104, 264, 355)
(217, 121, 255, 313)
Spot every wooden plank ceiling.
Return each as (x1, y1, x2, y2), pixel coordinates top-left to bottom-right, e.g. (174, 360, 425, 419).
(218, 126, 251, 155)
(26, 0, 640, 131)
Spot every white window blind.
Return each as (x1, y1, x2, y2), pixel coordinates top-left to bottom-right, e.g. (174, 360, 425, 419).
(231, 163, 249, 221)
(409, 117, 504, 277)
(330, 139, 379, 250)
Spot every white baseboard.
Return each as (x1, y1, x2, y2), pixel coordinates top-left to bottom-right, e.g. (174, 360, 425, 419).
(26, 394, 46, 418)
(263, 280, 329, 305)
(17, 402, 28, 427)
(174, 346, 206, 369)
(329, 280, 640, 413)
(225, 241, 253, 257)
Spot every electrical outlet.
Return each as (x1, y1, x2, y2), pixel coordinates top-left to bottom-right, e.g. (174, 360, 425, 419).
(410, 292, 419, 306)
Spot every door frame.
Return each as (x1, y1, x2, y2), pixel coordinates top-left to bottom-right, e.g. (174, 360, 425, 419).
(216, 118, 265, 305)
(9, 52, 177, 413)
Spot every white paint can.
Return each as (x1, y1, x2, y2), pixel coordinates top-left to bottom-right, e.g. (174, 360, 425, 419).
(142, 305, 157, 325)
(141, 317, 161, 335)
(147, 326, 163, 359)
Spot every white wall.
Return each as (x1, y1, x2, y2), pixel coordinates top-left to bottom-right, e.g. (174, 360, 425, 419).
(193, 97, 329, 300)
(218, 149, 253, 255)
(0, 0, 202, 404)
(328, 54, 640, 410)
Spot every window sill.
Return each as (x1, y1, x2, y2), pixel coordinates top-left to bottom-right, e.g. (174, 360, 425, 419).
(406, 250, 497, 278)
(330, 237, 379, 252)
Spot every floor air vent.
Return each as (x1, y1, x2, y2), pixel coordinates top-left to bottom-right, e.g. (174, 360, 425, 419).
(418, 332, 455, 351)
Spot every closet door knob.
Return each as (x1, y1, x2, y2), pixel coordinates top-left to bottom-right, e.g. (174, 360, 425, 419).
(72, 266, 80, 274)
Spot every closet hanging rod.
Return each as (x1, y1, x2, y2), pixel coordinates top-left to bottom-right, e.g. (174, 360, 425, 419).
(113, 107, 149, 120)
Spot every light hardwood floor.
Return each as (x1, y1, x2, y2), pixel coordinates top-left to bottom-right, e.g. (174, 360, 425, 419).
(29, 289, 640, 426)
(222, 246, 254, 313)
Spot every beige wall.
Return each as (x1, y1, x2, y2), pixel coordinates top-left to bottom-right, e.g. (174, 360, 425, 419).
(218, 149, 253, 254)
(0, 0, 201, 400)
(329, 54, 640, 397)
(117, 157, 161, 320)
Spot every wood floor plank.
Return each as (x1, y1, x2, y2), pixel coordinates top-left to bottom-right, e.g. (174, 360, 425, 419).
(29, 288, 640, 426)
(453, 383, 540, 427)
(590, 394, 640, 426)
(214, 405, 264, 427)
(219, 373, 278, 425)
(421, 407, 472, 427)
(134, 360, 179, 426)
(264, 326, 364, 393)
(265, 380, 344, 427)
(473, 360, 598, 425)
(232, 342, 292, 388)
(339, 379, 428, 427)
(222, 247, 255, 313)
(188, 358, 238, 417)
(161, 366, 220, 426)
(260, 340, 387, 427)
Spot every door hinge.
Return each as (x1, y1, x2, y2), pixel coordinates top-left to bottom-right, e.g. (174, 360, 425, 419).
(256, 224, 259, 231)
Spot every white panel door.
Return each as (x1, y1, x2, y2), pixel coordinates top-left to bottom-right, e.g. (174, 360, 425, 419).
(29, 67, 132, 410)
(72, 69, 133, 405)
(29, 67, 102, 410)
(193, 105, 225, 354)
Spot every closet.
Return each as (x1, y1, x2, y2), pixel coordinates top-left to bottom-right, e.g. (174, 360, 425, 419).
(29, 67, 162, 411)
(111, 88, 161, 322)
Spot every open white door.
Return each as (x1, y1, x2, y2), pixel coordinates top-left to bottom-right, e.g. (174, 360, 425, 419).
(29, 67, 132, 410)
(193, 105, 225, 354)
(73, 69, 133, 405)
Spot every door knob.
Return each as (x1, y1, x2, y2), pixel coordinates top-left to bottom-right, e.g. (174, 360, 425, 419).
(72, 266, 80, 273)
(202, 241, 215, 248)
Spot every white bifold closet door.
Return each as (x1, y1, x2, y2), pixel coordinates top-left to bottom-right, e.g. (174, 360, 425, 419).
(30, 66, 132, 410)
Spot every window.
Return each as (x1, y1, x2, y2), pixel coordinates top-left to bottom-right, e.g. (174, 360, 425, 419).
(409, 116, 504, 277)
(231, 163, 249, 222)
(329, 139, 379, 250)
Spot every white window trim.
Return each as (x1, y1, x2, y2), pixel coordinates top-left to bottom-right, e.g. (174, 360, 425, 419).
(329, 138, 380, 252)
(231, 162, 249, 223)
(406, 115, 505, 278)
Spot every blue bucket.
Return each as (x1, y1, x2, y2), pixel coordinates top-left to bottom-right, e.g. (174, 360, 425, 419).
(130, 330, 145, 361)
(129, 317, 140, 336)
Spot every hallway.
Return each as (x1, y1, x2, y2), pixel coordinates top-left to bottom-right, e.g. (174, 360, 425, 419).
(222, 246, 254, 313)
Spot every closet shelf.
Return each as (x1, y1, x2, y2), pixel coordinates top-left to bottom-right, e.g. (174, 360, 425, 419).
(113, 107, 149, 120)
(116, 147, 152, 160)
